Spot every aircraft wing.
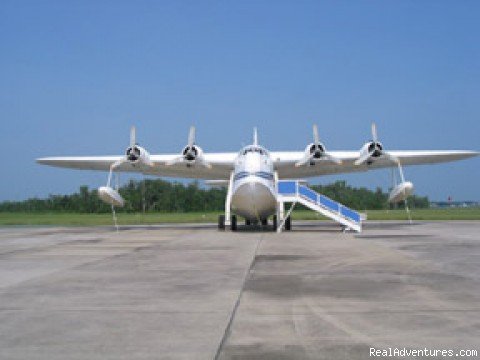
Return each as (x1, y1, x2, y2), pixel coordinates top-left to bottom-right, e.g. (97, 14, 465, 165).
(272, 150, 479, 178)
(37, 150, 478, 180)
(37, 153, 237, 179)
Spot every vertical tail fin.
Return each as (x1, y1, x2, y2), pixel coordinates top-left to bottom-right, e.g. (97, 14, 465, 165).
(253, 127, 258, 146)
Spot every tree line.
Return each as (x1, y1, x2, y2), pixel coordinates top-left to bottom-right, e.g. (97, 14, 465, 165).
(0, 179, 429, 213)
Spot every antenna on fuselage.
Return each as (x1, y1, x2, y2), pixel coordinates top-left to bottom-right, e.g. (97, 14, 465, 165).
(253, 127, 258, 146)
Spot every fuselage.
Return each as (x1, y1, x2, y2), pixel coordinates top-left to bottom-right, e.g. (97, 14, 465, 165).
(230, 145, 277, 221)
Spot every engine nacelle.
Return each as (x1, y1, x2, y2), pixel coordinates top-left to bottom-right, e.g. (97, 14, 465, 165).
(388, 181, 414, 203)
(98, 186, 125, 207)
(181, 144, 205, 166)
(125, 145, 151, 165)
(359, 141, 383, 164)
(304, 142, 326, 161)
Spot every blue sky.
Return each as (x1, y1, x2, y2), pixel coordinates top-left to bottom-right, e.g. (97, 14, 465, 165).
(1, 0, 479, 201)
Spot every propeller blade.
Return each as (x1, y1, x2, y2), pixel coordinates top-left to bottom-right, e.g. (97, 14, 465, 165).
(354, 151, 374, 166)
(295, 153, 314, 167)
(383, 152, 399, 164)
(188, 126, 196, 147)
(323, 152, 343, 164)
(165, 156, 184, 166)
(143, 157, 154, 167)
(111, 159, 125, 170)
(371, 122, 378, 143)
(199, 157, 212, 169)
(313, 124, 320, 145)
(130, 126, 136, 148)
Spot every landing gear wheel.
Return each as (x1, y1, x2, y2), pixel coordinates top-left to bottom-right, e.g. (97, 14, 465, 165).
(272, 215, 277, 231)
(231, 215, 237, 231)
(218, 215, 225, 230)
(285, 216, 291, 231)
(261, 218, 268, 226)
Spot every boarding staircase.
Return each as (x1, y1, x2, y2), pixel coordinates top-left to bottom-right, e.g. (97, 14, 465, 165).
(276, 180, 363, 232)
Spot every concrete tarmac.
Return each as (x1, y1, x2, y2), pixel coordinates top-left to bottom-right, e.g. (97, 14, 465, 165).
(0, 222, 479, 359)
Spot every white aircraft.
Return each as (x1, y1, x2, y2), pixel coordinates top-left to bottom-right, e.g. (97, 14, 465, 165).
(37, 124, 478, 231)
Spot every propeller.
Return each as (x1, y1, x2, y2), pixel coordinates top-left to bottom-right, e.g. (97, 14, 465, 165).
(108, 126, 153, 182)
(165, 126, 211, 168)
(354, 122, 398, 165)
(295, 124, 342, 167)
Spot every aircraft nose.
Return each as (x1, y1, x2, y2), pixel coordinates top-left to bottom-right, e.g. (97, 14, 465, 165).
(231, 180, 276, 220)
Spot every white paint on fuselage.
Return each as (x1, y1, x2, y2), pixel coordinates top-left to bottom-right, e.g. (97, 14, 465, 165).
(230, 145, 277, 221)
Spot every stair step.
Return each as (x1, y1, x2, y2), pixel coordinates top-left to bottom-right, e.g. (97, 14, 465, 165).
(277, 180, 362, 232)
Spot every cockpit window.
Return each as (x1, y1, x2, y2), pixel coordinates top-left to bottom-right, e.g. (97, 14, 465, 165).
(241, 146, 267, 156)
